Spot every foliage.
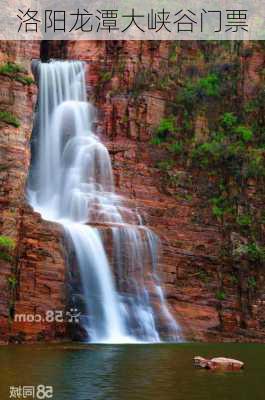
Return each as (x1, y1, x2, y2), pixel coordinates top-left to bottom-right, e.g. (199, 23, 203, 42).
(247, 276, 257, 289)
(150, 136, 163, 145)
(177, 73, 220, 111)
(156, 117, 175, 136)
(0, 62, 24, 75)
(7, 275, 17, 289)
(212, 205, 224, 219)
(184, 194, 193, 202)
(168, 141, 183, 155)
(0, 62, 34, 85)
(99, 70, 112, 83)
(237, 214, 252, 227)
(199, 73, 220, 97)
(216, 290, 226, 301)
(0, 236, 15, 250)
(234, 126, 253, 142)
(246, 150, 265, 178)
(147, 46, 265, 278)
(0, 236, 15, 263)
(192, 140, 223, 167)
(0, 111, 20, 128)
(15, 75, 35, 85)
(192, 115, 255, 177)
(210, 196, 234, 220)
(0, 111, 20, 127)
(150, 117, 176, 145)
(220, 112, 238, 129)
(242, 243, 265, 262)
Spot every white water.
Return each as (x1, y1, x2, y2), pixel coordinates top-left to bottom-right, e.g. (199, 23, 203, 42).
(28, 60, 182, 343)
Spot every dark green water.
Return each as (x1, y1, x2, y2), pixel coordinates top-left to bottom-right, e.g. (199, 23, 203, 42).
(0, 343, 264, 400)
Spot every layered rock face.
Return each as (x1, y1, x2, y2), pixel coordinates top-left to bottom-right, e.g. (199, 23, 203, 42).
(0, 40, 264, 342)
(0, 41, 67, 343)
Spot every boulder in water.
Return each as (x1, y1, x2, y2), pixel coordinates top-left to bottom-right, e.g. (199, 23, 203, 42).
(193, 356, 244, 371)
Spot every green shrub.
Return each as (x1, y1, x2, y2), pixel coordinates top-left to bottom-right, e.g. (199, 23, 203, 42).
(221, 112, 238, 129)
(156, 117, 175, 136)
(0, 62, 34, 85)
(210, 197, 234, 220)
(15, 75, 34, 85)
(176, 73, 220, 112)
(216, 290, 226, 301)
(212, 205, 224, 219)
(150, 136, 164, 145)
(246, 150, 265, 178)
(7, 275, 17, 289)
(178, 81, 197, 107)
(168, 141, 183, 154)
(151, 117, 176, 145)
(242, 242, 265, 262)
(99, 70, 112, 82)
(247, 276, 257, 289)
(0, 236, 15, 250)
(199, 73, 220, 97)
(192, 140, 223, 167)
(0, 235, 15, 263)
(0, 62, 24, 75)
(235, 126, 253, 142)
(199, 141, 221, 155)
(0, 111, 20, 127)
(227, 141, 245, 157)
(183, 110, 192, 131)
(237, 214, 252, 226)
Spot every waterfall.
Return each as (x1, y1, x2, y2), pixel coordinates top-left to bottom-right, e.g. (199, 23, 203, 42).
(28, 60, 182, 343)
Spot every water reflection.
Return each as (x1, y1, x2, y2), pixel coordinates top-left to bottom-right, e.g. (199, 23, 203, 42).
(0, 343, 264, 400)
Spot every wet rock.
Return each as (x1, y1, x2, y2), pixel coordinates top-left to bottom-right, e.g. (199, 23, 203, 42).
(194, 356, 209, 368)
(194, 356, 244, 370)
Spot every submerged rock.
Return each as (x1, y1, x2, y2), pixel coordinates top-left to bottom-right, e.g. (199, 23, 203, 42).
(193, 356, 244, 371)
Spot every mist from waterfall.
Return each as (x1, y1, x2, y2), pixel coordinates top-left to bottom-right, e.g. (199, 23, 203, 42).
(28, 60, 182, 343)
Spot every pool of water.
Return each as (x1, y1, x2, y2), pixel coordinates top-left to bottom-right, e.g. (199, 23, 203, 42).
(0, 343, 264, 400)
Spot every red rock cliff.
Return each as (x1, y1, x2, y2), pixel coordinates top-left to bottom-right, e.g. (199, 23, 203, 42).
(0, 40, 264, 343)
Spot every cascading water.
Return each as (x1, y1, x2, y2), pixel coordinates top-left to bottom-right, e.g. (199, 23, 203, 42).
(28, 60, 182, 343)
